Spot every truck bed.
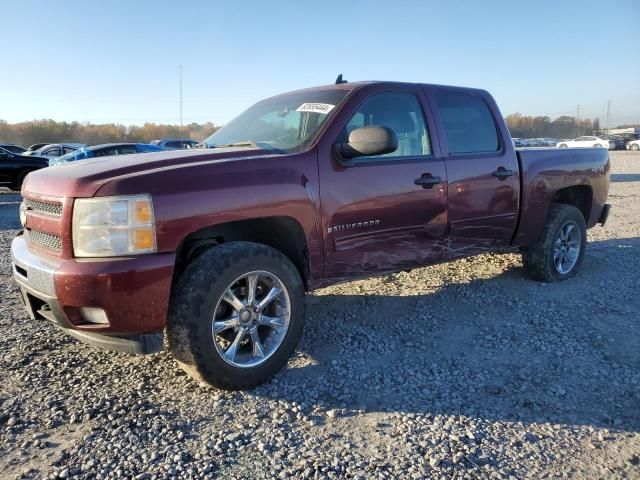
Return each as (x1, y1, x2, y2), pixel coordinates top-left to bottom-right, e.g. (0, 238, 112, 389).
(512, 147, 610, 246)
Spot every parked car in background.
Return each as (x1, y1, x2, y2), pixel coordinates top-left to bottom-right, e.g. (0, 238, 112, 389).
(24, 143, 49, 153)
(50, 143, 166, 166)
(151, 138, 198, 150)
(0, 149, 49, 190)
(0, 144, 27, 154)
(556, 136, 615, 149)
(605, 135, 626, 150)
(22, 143, 86, 159)
(512, 138, 525, 148)
(618, 132, 640, 147)
(537, 138, 558, 147)
(626, 139, 640, 151)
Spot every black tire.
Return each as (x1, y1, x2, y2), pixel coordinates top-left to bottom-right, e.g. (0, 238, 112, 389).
(10, 170, 31, 191)
(631, 144, 639, 151)
(167, 241, 305, 390)
(559, 144, 568, 148)
(594, 143, 602, 148)
(522, 204, 587, 282)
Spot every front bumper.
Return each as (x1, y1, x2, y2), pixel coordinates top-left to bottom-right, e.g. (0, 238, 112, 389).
(11, 234, 175, 354)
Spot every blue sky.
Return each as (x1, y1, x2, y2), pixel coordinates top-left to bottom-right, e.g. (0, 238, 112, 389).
(2, 0, 639, 126)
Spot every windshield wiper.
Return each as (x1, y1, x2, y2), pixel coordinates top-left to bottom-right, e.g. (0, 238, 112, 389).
(209, 141, 286, 154)
(212, 141, 258, 148)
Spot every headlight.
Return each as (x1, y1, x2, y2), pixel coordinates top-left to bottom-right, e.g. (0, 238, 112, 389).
(72, 194, 156, 257)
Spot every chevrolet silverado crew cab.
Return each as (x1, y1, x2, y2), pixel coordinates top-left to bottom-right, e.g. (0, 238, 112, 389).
(12, 80, 611, 389)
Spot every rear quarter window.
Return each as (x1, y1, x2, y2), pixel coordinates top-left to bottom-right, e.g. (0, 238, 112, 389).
(435, 93, 500, 155)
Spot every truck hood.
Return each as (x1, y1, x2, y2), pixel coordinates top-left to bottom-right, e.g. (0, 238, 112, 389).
(23, 146, 274, 198)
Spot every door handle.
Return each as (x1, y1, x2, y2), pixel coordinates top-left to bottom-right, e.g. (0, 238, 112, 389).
(414, 173, 443, 189)
(492, 167, 514, 180)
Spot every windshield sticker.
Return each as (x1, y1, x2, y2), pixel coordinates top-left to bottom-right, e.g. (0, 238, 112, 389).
(296, 103, 335, 115)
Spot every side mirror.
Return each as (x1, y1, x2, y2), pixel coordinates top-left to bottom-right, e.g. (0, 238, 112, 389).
(337, 126, 397, 159)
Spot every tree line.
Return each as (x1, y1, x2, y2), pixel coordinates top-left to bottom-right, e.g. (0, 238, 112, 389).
(0, 114, 628, 147)
(505, 114, 602, 139)
(0, 120, 219, 147)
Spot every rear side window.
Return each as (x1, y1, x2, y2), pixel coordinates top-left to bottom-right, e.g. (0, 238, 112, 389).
(435, 93, 499, 154)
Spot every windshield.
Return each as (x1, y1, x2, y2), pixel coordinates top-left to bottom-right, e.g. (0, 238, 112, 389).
(53, 147, 94, 164)
(202, 89, 349, 153)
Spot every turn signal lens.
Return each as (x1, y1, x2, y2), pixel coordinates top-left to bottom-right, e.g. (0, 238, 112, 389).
(133, 228, 154, 250)
(133, 200, 152, 224)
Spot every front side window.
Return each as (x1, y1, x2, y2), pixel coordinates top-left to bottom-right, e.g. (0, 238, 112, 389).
(56, 148, 91, 162)
(117, 145, 137, 155)
(94, 147, 119, 157)
(339, 91, 431, 160)
(435, 93, 499, 154)
(202, 89, 350, 153)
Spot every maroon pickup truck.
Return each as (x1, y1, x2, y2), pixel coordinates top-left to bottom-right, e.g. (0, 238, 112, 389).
(11, 80, 610, 389)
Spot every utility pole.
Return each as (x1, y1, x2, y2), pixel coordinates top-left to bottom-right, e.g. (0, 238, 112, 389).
(605, 100, 611, 132)
(576, 104, 581, 136)
(179, 65, 183, 146)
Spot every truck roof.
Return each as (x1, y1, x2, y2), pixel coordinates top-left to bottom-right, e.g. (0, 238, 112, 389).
(272, 80, 490, 98)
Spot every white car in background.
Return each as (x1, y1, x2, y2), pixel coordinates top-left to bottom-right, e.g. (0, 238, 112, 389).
(626, 139, 640, 151)
(556, 136, 615, 149)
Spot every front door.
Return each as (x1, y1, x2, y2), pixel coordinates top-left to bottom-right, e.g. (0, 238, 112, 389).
(429, 90, 519, 256)
(318, 88, 448, 280)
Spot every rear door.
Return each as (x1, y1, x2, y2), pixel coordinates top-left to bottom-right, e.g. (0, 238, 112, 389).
(318, 86, 447, 279)
(428, 89, 519, 253)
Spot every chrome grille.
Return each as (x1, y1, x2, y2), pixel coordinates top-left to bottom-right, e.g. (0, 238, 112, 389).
(24, 199, 63, 217)
(26, 229, 62, 251)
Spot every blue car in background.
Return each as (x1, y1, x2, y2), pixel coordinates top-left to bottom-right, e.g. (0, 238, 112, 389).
(150, 138, 198, 150)
(49, 143, 165, 166)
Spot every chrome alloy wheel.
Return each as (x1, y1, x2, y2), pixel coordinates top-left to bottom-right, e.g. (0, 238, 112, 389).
(553, 221, 581, 274)
(212, 270, 291, 368)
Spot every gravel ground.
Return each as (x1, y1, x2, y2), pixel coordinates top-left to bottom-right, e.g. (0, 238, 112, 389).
(1, 151, 639, 480)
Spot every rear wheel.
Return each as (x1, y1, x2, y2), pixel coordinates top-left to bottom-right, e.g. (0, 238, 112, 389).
(167, 241, 305, 389)
(631, 144, 639, 151)
(522, 204, 586, 282)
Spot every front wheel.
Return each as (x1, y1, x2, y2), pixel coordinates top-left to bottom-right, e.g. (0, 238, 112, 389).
(632, 144, 640, 151)
(167, 241, 305, 390)
(558, 144, 568, 148)
(594, 143, 602, 148)
(522, 204, 586, 282)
